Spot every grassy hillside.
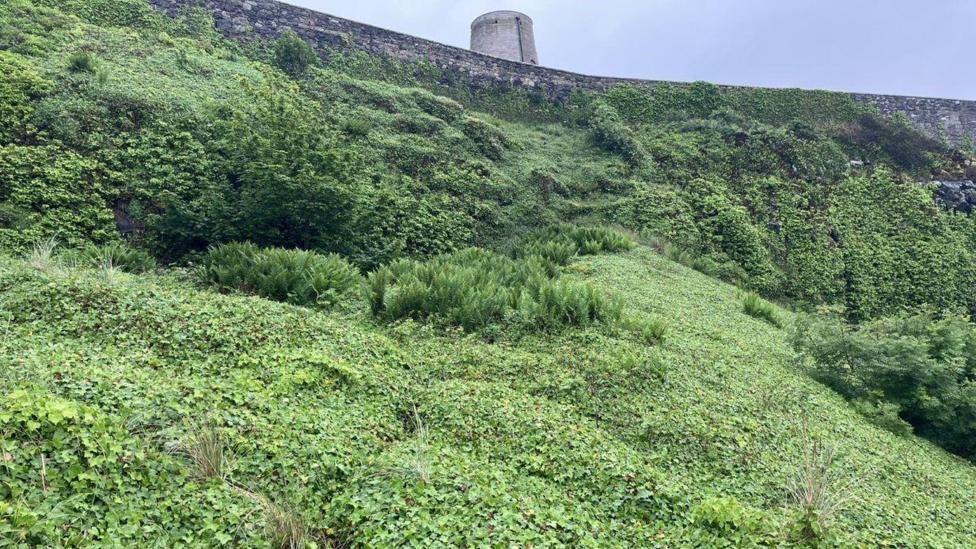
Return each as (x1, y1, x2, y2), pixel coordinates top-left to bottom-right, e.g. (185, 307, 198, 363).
(2, 0, 975, 317)
(3, 0, 976, 546)
(3, 247, 976, 546)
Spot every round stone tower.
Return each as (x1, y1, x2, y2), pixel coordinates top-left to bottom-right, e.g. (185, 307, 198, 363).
(470, 11, 538, 65)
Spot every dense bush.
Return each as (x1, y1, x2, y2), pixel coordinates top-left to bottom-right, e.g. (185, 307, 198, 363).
(366, 248, 623, 332)
(793, 312, 976, 459)
(272, 30, 318, 77)
(0, 145, 116, 251)
(202, 242, 361, 308)
(588, 102, 646, 165)
(838, 113, 944, 174)
(0, 51, 51, 144)
(830, 169, 976, 321)
(461, 115, 513, 160)
(206, 80, 359, 252)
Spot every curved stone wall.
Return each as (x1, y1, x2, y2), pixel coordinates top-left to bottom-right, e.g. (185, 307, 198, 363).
(471, 11, 538, 65)
(148, 0, 976, 144)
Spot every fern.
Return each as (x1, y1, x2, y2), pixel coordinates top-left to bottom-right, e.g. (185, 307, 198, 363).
(367, 248, 621, 333)
(202, 243, 360, 308)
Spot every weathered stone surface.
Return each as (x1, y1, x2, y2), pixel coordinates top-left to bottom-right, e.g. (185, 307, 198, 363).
(148, 0, 976, 144)
(934, 180, 976, 213)
(471, 11, 538, 65)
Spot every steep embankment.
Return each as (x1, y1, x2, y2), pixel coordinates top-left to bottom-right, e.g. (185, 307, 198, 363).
(2, 248, 975, 546)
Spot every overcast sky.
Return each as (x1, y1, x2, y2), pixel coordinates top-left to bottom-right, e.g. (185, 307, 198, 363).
(284, 0, 975, 100)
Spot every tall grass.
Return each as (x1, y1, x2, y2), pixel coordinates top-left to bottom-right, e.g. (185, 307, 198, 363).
(742, 292, 781, 327)
(61, 242, 157, 273)
(25, 237, 59, 273)
(787, 427, 852, 543)
(178, 421, 228, 481)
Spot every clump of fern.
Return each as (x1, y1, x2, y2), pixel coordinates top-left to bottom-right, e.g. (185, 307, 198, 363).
(622, 315, 668, 345)
(520, 224, 635, 258)
(366, 248, 621, 333)
(67, 51, 98, 74)
(202, 242, 360, 308)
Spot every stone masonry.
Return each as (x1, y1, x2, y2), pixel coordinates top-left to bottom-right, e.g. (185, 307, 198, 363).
(470, 11, 538, 65)
(148, 0, 976, 144)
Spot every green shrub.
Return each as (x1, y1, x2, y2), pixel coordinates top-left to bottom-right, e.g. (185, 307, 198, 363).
(410, 90, 463, 122)
(366, 248, 622, 332)
(461, 116, 513, 160)
(0, 145, 116, 252)
(0, 202, 30, 230)
(207, 80, 359, 252)
(692, 496, 775, 545)
(67, 51, 98, 74)
(588, 102, 646, 165)
(792, 312, 976, 459)
(838, 113, 943, 173)
(0, 51, 53, 144)
(742, 292, 781, 327)
(202, 242, 361, 308)
(273, 30, 318, 77)
(340, 116, 371, 137)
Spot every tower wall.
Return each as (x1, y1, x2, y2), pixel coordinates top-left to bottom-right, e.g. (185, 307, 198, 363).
(471, 11, 538, 65)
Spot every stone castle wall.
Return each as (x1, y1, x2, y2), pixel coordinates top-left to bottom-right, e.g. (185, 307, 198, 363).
(148, 0, 976, 144)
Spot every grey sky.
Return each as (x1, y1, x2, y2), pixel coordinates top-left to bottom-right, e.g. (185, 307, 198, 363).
(284, 0, 976, 100)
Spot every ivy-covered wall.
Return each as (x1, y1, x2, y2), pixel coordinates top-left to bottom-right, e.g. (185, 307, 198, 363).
(150, 0, 976, 143)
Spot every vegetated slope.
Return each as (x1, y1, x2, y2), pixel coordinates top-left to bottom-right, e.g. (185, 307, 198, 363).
(2, 248, 976, 546)
(3, 1, 976, 546)
(3, 0, 976, 320)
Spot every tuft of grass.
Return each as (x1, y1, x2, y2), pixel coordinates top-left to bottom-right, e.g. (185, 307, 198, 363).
(178, 420, 228, 481)
(404, 407, 432, 485)
(743, 292, 781, 327)
(380, 406, 434, 485)
(261, 497, 310, 549)
(26, 237, 59, 273)
(61, 242, 157, 274)
(98, 255, 122, 283)
(67, 51, 98, 74)
(234, 487, 311, 549)
(787, 428, 852, 543)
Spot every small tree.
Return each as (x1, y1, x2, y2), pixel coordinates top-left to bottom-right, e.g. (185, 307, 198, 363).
(273, 30, 317, 78)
